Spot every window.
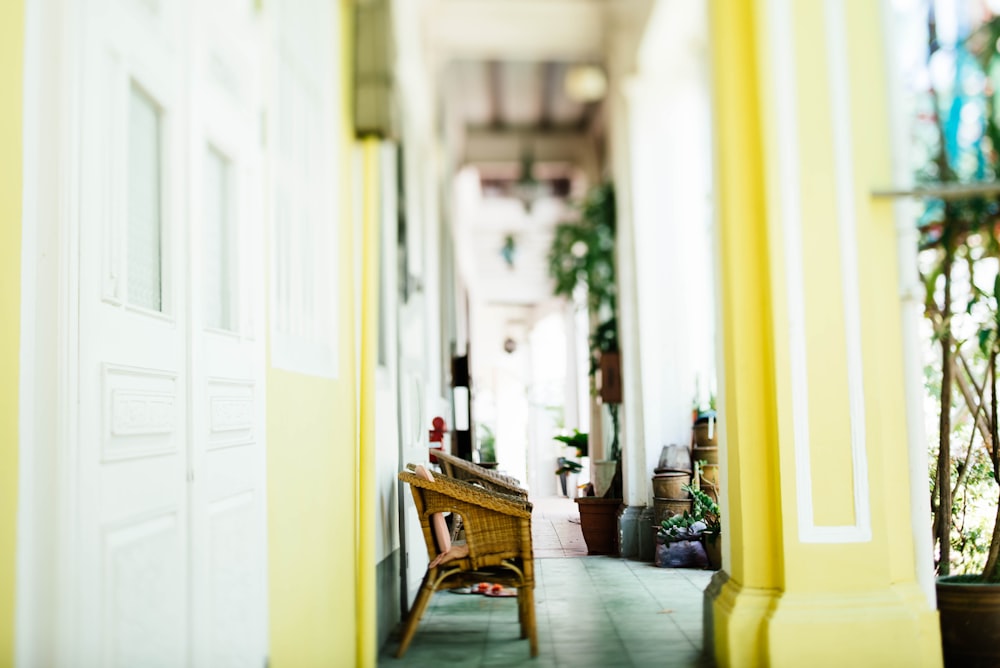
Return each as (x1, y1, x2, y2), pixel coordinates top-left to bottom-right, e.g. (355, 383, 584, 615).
(127, 84, 164, 312)
(203, 145, 237, 331)
(269, 0, 340, 377)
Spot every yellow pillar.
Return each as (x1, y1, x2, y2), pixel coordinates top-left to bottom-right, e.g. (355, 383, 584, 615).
(356, 137, 379, 668)
(708, 1, 942, 665)
(0, 0, 23, 662)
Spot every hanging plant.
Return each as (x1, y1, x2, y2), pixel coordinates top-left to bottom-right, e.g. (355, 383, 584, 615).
(547, 182, 617, 317)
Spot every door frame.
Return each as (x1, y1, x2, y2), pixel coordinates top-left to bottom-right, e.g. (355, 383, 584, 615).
(17, 0, 83, 663)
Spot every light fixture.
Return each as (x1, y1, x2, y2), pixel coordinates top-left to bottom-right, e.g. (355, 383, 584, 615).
(511, 144, 550, 213)
(564, 64, 607, 103)
(503, 337, 517, 354)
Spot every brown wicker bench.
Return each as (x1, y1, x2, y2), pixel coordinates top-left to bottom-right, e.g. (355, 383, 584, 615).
(396, 469, 537, 658)
(431, 448, 528, 498)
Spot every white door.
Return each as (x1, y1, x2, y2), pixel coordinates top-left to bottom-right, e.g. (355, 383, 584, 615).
(75, 0, 267, 665)
(186, 4, 268, 667)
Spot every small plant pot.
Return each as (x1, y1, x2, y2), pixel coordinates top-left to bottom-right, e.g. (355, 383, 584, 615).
(692, 446, 719, 466)
(652, 472, 692, 499)
(692, 422, 718, 448)
(699, 463, 719, 486)
(653, 497, 693, 526)
(702, 532, 722, 570)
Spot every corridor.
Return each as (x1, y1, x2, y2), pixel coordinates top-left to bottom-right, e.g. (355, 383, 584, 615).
(380, 497, 713, 667)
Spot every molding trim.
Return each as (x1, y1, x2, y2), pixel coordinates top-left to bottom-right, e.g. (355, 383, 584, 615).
(769, 0, 871, 543)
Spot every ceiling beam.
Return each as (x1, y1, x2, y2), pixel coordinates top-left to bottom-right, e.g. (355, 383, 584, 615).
(540, 62, 556, 130)
(463, 128, 597, 168)
(487, 60, 503, 129)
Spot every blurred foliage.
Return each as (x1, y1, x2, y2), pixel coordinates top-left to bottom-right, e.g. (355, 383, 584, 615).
(553, 429, 589, 458)
(918, 7, 1000, 580)
(547, 182, 617, 317)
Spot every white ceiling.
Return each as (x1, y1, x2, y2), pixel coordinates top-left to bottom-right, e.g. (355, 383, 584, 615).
(424, 0, 646, 332)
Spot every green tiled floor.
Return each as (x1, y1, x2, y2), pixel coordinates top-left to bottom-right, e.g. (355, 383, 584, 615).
(379, 557, 714, 667)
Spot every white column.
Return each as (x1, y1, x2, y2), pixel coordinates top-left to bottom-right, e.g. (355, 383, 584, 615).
(607, 61, 646, 508)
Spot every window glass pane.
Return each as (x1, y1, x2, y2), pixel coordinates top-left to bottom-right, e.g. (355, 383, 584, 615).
(127, 85, 164, 312)
(204, 146, 235, 330)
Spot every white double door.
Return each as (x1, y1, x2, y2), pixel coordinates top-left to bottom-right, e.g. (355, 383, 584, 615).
(73, 0, 267, 665)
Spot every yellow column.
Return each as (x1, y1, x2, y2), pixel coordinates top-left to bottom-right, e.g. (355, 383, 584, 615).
(0, 0, 23, 662)
(708, 0, 942, 665)
(356, 137, 379, 668)
(707, 1, 783, 664)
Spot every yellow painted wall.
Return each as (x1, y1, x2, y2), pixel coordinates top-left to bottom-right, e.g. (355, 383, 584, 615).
(266, 1, 376, 666)
(0, 0, 23, 663)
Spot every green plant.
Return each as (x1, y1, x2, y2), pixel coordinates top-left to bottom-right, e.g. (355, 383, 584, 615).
(547, 182, 617, 317)
(553, 429, 588, 458)
(548, 183, 619, 380)
(658, 484, 720, 541)
(555, 459, 583, 476)
(478, 424, 496, 463)
(547, 182, 622, 464)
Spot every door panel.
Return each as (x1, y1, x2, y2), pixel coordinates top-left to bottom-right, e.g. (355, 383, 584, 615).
(78, 3, 187, 664)
(187, 4, 267, 667)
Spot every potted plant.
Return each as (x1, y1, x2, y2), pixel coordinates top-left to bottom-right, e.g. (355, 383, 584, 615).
(555, 457, 583, 497)
(549, 182, 624, 554)
(656, 484, 721, 570)
(477, 424, 498, 470)
(553, 429, 589, 459)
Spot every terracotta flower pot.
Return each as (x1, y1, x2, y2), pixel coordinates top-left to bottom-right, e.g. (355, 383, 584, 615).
(652, 471, 692, 498)
(574, 497, 622, 555)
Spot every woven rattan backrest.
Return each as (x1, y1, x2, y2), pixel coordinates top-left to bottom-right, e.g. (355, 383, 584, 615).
(399, 470, 534, 569)
(432, 449, 528, 498)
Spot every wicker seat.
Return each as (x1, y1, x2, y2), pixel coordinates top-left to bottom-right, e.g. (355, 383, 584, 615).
(431, 448, 528, 498)
(396, 469, 538, 658)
